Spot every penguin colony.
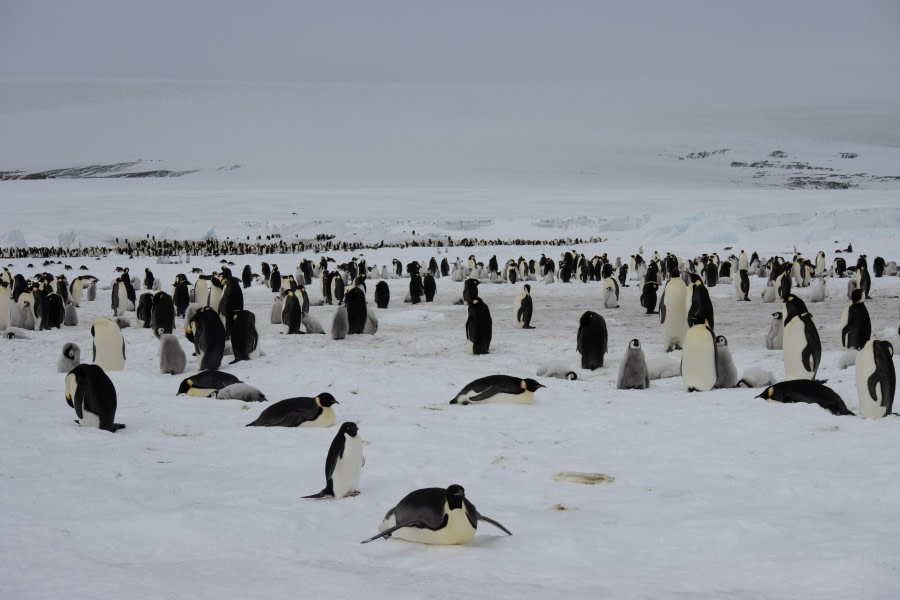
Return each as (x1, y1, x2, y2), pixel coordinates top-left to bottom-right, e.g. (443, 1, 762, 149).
(2, 242, 899, 549)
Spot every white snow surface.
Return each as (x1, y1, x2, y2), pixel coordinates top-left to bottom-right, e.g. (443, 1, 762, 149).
(2, 80, 900, 600)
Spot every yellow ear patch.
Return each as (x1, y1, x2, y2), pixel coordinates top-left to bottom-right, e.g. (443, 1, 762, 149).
(520, 380, 527, 390)
(766, 387, 774, 398)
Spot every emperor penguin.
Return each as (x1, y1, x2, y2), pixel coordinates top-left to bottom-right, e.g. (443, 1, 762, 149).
(158, 333, 187, 375)
(766, 310, 784, 350)
(660, 274, 688, 351)
(86, 280, 97, 302)
(423, 272, 436, 302)
(246, 393, 338, 427)
(360, 484, 512, 545)
(782, 295, 821, 380)
(756, 380, 854, 416)
(734, 269, 750, 301)
(91, 317, 125, 372)
(229, 310, 259, 363)
(738, 250, 749, 272)
(450, 375, 545, 404)
(681, 315, 717, 392)
(281, 291, 303, 334)
(303, 422, 365, 499)
(176, 370, 242, 397)
(172, 277, 190, 318)
(640, 281, 659, 314)
(687, 274, 714, 330)
(331, 274, 345, 305)
(150, 291, 176, 337)
(616, 339, 650, 389)
(344, 286, 367, 334)
(832, 257, 847, 278)
(577, 310, 608, 370)
(761, 282, 777, 303)
(856, 339, 896, 419)
(374, 280, 390, 309)
(463, 278, 479, 305)
(713, 335, 738, 389)
(408, 273, 424, 304)
(856, 264, 872, 299)
(270, 295, 282, 324)
(602, 276, 619, 308)
(136, 293, 153, 328)
(57, 342, 81, 373)
(0, 280, 12, 331)
(808, 277, 826, 303)
(194, 275, 210, 307)
(188, 307, 226, 371)
(513, 284, 534, 329)
(111, 277, 129, 317)
(840, 289, 871, 350)
(65, 364, 125, 432)
(208, 275, 224, 312)
(331, 305, 350, 340)
(63, 300, 78, 326)
(466, 297, 492, 355)
(814, 251, 826, 277)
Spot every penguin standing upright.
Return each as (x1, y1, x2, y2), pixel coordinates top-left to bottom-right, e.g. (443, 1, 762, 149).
(150, 291, 176, 338)
(640, 281, 658, 314)
(409, 273, 424, 304)
(577, 310, 608, 370)
(808, 277, 826, 303)
(65, 364, 125, 432)
(681, 316, 717, 392)
(423, 272, 436, 302)
(856, 339, 895, 419)
(91, 317, 125, 372)
(513, 284, 534, 329)
(616, 339, 649, 389)
(188, 307, 226, 370)
(270, 295, 282, 324)
(466, 297, 492, 354)
(782, 295, 821, 380)
(282, 291, 303, 334)
(361, 484, 512, 545)
(158, 333, 187, 375)
(344, 287, 367, 334)
(303, 422, 365, 499)
(601, 275, 619, 308)
(713, 335, 738, 389)
(856, 264, 872, 299)
(734, 269, 750, 301)
(374, 281, 390, 309)
(331, 305, 350, 340)
(241, 265, 253, 289)
(63, 300, 78, 326)
(172, 277, 190, 318)
(194, 275, 210, 307)
(111, 277, 129, 317)
(229, 310, 259, 363)
(660, 274, 688, 351)
(687, 274, 714, 330)
(136, 293, 153, 328)
(840, 289, 871, 350)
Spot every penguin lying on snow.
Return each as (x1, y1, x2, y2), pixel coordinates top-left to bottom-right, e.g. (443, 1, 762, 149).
(737, 367, 776, 388)
(536, 362, 577, 380)
(176, 370, 242, 397)
(450, 375, 545, 404)
(360, 484, 512, 545)
(756, 380, 854, 416)
(246, 394, 338, 427)
(214, 383, 267, 402)
(304, 422, 364, 499)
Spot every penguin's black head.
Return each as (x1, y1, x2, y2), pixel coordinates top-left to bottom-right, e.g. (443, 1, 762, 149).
(716, 335, 728, 346)
(629, 339, 641, 349)
(524, 284, 531, 293)
(756, 385, 777, 400)
(772, 311, 782, 320)
(446, 484, 466, 503)
(850, 288, 863, 303)
(341, 421, 359, 437)
(565, 371, 577, 380)
(522, 378, 545, 392)
(317, 393, 339, 407)
(688, 314, 707, 327)
(176, 378, 192, 395)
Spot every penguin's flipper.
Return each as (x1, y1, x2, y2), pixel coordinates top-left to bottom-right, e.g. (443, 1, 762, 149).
(477, 514, 513, 535)
(360, 520, 428, 544)
(468, 385, 509, 402)
(302, 487, 334, 499)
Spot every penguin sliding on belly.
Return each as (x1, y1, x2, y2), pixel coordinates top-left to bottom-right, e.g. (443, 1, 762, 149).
(450, 375, 545, 404)
(303, 422, 364, 499)
(756, 380, 854, 416)
(360, 484, 512, 545)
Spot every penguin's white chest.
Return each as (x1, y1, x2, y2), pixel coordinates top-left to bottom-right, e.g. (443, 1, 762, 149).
(477, 390, 533, 404)
(79, 409, 101, 429)
(682, 327, 716, 391)
(783, 319, 813, 379)
(332, 435, 364, 498)
(855, 345, 885, 419)
(301, 406, 335, 428)
(381, 505, 476, 545)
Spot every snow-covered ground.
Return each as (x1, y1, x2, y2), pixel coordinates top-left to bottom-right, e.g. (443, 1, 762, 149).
(2, 79, 900, 599)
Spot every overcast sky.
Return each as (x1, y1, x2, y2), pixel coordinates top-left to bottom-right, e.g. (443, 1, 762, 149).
(1, 0, 898, 86)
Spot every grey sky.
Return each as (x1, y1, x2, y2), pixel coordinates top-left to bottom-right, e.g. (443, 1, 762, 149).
(1, 0, 898, 86)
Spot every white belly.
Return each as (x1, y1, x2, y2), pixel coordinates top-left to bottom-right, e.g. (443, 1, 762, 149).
(331, 436, 364, 498)
(380, 506, 476, 545)
(472, 390, 533, 404)
(79, 409, 101, 429)
(301, 407, 335, 428)
(783, 320, 813, 380)
(682, 327, 716, 392)
(856, 344, 885, 419)
(0, 293, 9, 330)
(115, 285, 128, 316)
(661, 284, 688, 345)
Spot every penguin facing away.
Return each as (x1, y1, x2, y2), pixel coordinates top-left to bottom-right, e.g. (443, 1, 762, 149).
(577, 310, 608, 370)
(856, 339, 896, 419)
(450, 375, 545, 404)
(360, 484, 512, 545)
(64, 363, 126, 432)
(246, 393, 338, 427)
(616, 339, 650, 390)
(91, 317, 125, 372)
(756, 380, 854, 416)
(303, 421, 365, 499)
(466, 297, 492, 355)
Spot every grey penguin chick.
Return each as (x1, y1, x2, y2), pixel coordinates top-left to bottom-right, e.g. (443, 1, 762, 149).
(616, 339, 650, 389)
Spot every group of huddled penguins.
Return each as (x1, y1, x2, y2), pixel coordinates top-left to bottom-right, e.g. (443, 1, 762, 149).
(2, 242, 898, 544)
